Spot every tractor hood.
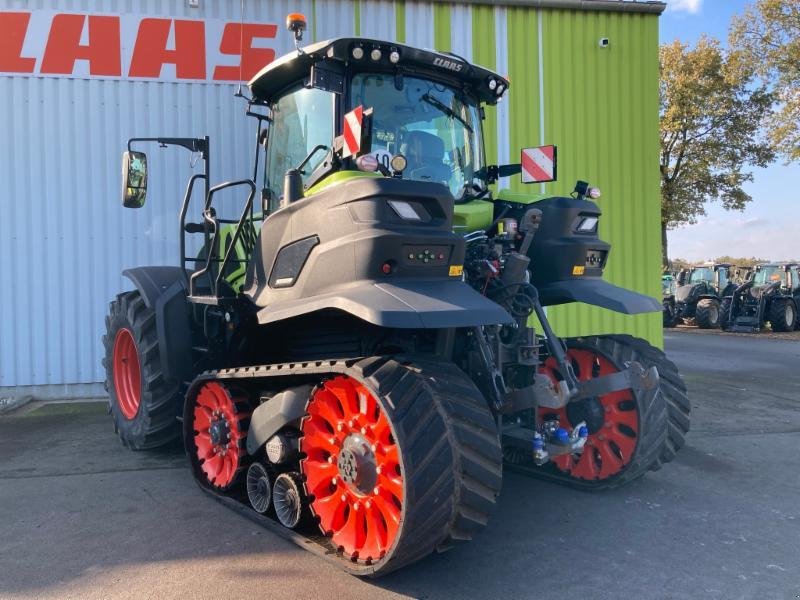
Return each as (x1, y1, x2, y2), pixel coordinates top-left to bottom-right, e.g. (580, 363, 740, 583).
(675, 283, 702, 303)
(248, 38, 509, 105)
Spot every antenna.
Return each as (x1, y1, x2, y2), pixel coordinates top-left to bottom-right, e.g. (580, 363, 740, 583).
(235, 0, 245, 98)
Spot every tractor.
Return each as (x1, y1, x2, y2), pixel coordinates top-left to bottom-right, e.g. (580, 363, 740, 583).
(670, 263, 736, 328)
(662, 272, 679, 327)
(722, 262, 800, 332)
(104, 15, 689, 576)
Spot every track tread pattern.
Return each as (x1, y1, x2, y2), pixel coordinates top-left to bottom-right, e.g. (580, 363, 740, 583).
(348, 356, 502, 575)
(187, 355, 502, 576)
(102, 291, 182, 450)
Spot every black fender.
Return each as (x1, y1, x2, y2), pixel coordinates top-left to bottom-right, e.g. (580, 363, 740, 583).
(255, 279, 514, 328)
(537, 279, 662, 315)
(246, 385, 313, 455)
(123, 267, 193, 384)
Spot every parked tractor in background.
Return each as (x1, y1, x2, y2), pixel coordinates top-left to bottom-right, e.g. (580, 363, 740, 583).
(670, 264, 736, 328)
(662, 273, 679, 327)
(103, 16, 689, 576)
(722, 263, 800, 332)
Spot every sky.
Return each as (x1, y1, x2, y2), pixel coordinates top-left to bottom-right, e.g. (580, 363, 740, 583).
(660, 0, 800, 262)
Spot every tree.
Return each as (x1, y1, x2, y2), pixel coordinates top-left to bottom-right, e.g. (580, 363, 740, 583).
(730, 0, 800, 161)
(659, 37, 775, 265)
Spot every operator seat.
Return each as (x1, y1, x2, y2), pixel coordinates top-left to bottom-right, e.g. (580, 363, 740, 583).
(402, 130, 451, 184)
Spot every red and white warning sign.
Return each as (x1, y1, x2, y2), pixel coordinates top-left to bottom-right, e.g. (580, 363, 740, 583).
(342, 105, 364, 159)
(521, 145, 557, 183)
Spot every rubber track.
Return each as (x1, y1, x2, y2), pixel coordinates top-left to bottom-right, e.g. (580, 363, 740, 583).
(185, 355, 502, 577)
(516, 335, 687, 491)
(102, 291, 182, 450)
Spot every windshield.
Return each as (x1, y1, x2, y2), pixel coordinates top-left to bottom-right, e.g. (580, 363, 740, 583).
(350, 73, 485, 199)
(688, 268, 713, 284)
(754, 266, 782, 285)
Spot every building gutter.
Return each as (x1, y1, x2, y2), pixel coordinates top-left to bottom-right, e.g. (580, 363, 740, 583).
(429, 1, 666, 15)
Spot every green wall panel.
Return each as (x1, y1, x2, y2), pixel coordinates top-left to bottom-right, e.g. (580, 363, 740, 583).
(540, 11, 662, 346)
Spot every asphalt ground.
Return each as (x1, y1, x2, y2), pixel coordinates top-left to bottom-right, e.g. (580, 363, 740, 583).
(1, 331, 799, 600)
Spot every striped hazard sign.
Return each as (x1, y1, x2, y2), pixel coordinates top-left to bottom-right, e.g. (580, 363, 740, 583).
(342, 105, 364, 158)
(521, 145, 557, 183)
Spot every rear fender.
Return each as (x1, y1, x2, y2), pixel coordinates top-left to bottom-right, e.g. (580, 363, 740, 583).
(123, 267, 193, 384)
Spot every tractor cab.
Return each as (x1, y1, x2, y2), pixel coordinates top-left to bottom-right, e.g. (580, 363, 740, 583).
(247, 35, 509, 206)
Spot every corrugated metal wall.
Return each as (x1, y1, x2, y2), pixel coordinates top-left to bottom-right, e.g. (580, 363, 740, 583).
(0, 0, 662, 392)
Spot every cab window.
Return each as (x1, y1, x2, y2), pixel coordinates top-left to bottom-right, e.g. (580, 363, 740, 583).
(264, 86, 334, 202)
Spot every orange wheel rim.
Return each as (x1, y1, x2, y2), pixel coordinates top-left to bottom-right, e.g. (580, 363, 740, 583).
(301, 376, 403, 562)
(112, 328, 141, 420)
(539, 348, 639, 481)
(193, 382, 245, 488)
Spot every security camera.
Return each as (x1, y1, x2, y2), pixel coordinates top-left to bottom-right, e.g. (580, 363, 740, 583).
(599, 38, 609, 48)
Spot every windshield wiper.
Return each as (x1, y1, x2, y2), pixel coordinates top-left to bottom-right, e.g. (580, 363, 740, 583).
(421, 94, 473, 133)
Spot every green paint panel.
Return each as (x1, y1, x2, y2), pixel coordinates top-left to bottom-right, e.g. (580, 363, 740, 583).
(471, 4, 498, 167)
(433, 4, 451, 51)
(453, 200, 494, 233)
(540, 10, 662, 346)
(395, 1, 406, 43)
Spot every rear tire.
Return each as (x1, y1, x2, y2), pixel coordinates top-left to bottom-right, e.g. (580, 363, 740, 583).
(663, 300, 679, 328)
(102, 291, 182, 449)
(719, 297, 732, 330)
(695, 298, 721, 329)
(767, 298, 796, 332)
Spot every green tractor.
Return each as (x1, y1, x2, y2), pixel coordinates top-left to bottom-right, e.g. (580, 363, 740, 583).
(104, 16, 689, 576)
(723, 263, 800, 332)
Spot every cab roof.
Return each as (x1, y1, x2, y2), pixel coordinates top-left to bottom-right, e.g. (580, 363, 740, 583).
(248, 37, 509, 105)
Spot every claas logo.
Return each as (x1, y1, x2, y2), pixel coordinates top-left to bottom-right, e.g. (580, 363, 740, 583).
(0, 11, 280, 82)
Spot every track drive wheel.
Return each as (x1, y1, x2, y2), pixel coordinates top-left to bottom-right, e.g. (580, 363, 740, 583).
(695, 298, 721, 329)
(300, 358, 502, 576)
(102, 291, 182, 449)
(187, 381, 251, 491)
(538, 336, 684, 489)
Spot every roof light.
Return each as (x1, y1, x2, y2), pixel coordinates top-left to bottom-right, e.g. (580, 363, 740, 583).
(389, 49, 401, 64)
(576, 216, 599, 232)
(588, 187, 602, 199)
(496, 83, 506, 96)
(352, 46, 364, 60)
(370, 48, 382, 61)
(488, 78, 498, 90)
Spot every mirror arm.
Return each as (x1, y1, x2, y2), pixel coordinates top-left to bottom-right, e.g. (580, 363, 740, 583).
(127, 137, 208, 159)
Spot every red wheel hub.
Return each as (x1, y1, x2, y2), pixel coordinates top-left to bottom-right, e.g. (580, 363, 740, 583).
(112, 328, 141, 420)
(301, 376, 403, 562)
(193, 382, 246, 488)
(539, 348, 639, 481)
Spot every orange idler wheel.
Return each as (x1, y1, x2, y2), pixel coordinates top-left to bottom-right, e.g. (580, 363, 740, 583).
(192, 381, 249, 489)
(301, 376, 403, 563)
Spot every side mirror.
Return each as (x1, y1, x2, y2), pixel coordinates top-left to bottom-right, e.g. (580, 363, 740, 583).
(122, 151, 147, 208)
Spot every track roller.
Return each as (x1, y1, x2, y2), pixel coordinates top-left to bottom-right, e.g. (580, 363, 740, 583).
(246, 463, 272, 514)
(273, 472, 307, 529)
